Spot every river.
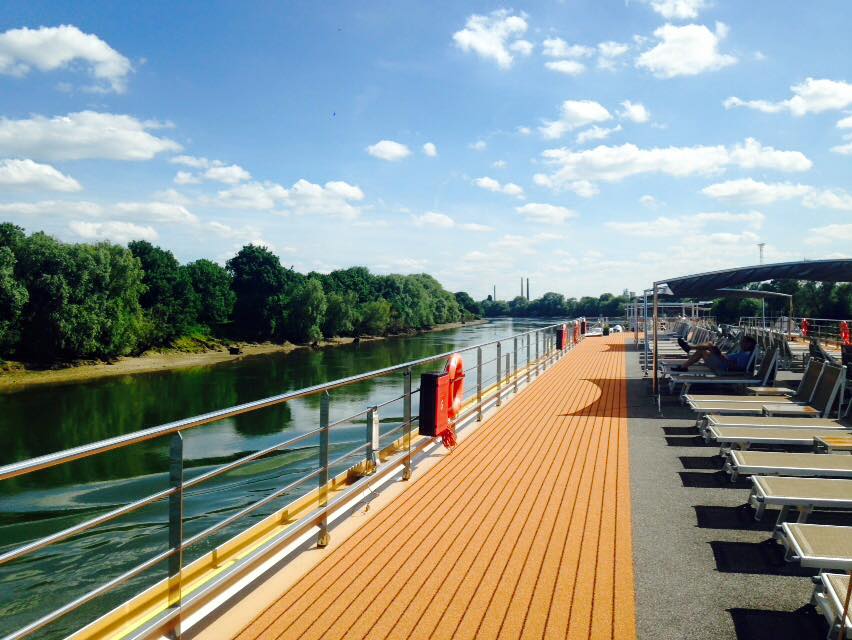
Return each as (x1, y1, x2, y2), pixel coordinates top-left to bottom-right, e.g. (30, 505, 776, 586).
(0, 318, 558, 639)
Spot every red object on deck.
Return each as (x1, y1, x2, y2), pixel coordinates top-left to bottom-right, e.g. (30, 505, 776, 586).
(802, 318, 810, 337)
(419, 353, 464, 449)
(557, 324, 568, 350)
(840, 321, 851, 346)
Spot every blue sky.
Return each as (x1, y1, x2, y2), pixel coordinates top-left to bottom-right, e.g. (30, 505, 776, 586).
(1, 0, 852, 299)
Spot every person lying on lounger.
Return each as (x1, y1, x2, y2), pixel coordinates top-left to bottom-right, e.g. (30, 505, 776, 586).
(670, 335, 756, 373)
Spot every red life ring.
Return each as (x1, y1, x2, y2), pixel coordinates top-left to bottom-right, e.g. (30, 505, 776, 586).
(801, 319, 810, 337)
(445, 353, 465, 420)
(840, 321, 851, 346)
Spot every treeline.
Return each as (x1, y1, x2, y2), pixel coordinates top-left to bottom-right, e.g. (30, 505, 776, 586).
(0, 223, 471, 362)
(465, 291, 628, 319)
(711, 280, 852, 324)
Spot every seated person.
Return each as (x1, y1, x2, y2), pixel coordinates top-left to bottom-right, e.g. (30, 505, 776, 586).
(670, 336, 756, 373)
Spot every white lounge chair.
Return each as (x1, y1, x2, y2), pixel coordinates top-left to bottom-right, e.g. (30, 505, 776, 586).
(749, 476, 852, 524)
(726, 450, 852, 481)
(778, 523, 852, 571)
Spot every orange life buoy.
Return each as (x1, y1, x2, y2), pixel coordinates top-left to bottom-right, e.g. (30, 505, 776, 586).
(801, 318, 810, 337)
(840, 321, 851, 346)
(445, 353, 465, 420)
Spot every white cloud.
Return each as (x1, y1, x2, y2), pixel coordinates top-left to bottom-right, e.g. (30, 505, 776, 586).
(606, 211, 764, 237)
(597, 41, 629, 70)
(516, 203, 578, 224)
(639, 195, 662, 209)
(474, 176, 524, 198)
(802, 188, 852, 211)
(544, 60, 586, 75)
(170, 155, 210, 168)
(492, 160, 508, 169)
(413, 211, 454, 228)
(806, 224, 852, 245)
(636, 22, 736, 78)
(539, 99, 612, 140)
(366, 139, 411, 161)
(0, 200, 102, 217)
(724, 78, 852, 116)
(576, 124, 622, 144)
(619, 100, 651, 123)
(832, 142, 852, 155)
(647, 0, 707, 20)
(0, 158, 81, 192)
(838, 115, 852, 129)
(701, 178, 811, 205)
(113, 201, 199, 224)
(411, 211, 493, 232)
(215, 178, 365, 218)
(152, 188, 191, 206)
(0, 25, 132, 93)
(174, 171, 200, 185)
(0, 111, 181, 161)
(516, 126, 531, 136)
(542, 38, 593, 58)
(509, 39, 533, 56)
(69, 220, 157, 243)
(422, 142, 438, 157)
(537, 138, 811, 192)
(452, 10, 529, 69)
(470, 140, 488, 150)
(203, 164, 251, 184)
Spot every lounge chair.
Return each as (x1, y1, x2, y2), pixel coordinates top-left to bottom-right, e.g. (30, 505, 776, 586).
(698, 413, 848, 440)
(706, 425, 850, 450)
(812, 572, 852, 638)
(688, 363, 845, 420)
(668, 347, 776, 398)
(749, 476, 852, 524)
(725, 450, 852, 481)
(778, 523, 852, 572)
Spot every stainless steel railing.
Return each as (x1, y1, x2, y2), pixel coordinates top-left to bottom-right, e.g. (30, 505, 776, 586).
(0, 321, 578, 640)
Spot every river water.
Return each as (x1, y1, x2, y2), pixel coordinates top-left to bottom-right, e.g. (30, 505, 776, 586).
(0, 318, 558, 639)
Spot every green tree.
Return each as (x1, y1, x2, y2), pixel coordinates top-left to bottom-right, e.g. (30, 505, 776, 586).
(287, 278, 327, 343)
(323, 291, 356, 337)
(358, 299, 392, 335)
(129, 241, 199, 345)
(226, 244, 303, 341)
(454, 291, 480, 317)
(0, 247, 28, 354)
(185, 259, 235, 326)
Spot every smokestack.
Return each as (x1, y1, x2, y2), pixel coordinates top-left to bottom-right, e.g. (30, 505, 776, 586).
(521, 277, 524, 299)
(526, 278, 530, 301)
(493, 284, 496, 301)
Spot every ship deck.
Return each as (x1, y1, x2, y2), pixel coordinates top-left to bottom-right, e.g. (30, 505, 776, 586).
(233, 334, 635, 640)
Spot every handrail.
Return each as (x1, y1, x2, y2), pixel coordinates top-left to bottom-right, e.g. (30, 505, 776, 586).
(0, 323, 559, 482)
(0, 320, 574, 640)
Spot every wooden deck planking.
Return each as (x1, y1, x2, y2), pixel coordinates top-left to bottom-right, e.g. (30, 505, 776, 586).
(235, 334, 635, 640)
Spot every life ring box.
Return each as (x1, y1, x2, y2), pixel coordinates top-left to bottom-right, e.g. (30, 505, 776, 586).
(419, 372, 450, 438)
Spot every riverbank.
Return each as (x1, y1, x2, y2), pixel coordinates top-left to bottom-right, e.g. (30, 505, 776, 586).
(0, 319, 488, 392)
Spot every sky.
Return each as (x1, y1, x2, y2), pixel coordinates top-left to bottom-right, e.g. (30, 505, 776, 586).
(1, 0, 852, 300)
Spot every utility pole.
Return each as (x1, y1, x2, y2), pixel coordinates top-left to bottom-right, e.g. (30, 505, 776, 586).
(758, 243, 766, 329)
(758, 243, 765, 265)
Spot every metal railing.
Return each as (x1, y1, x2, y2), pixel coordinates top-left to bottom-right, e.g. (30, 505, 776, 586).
(739, 316, 851, 345)
(0, 321, 578, 640)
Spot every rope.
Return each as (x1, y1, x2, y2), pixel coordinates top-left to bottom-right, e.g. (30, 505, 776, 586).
(441, 423, 457, 449)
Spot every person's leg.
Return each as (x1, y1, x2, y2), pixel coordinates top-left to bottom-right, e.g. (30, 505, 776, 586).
(701, 351, 727, 375)
(671, 348, 710, 370)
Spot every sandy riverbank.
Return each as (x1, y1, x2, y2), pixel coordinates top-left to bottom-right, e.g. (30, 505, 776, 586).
(0, 319, 487, 392)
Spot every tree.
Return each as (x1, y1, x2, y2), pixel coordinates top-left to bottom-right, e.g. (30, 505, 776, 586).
(129, 241, 199, 345)
(185, 259, 235, 326)
(15, 234, 145, 360)
(323, 291, 356, 337)
(357, 299, 392, 335)
(226, 244, 303, 340)
(286, 278, 327, 343)
(454, 291, 480, 317)
(0, 247, 28, 354)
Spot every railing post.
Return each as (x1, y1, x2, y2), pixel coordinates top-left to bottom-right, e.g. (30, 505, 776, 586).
(513, 337, 519, 393)
(366, 405, 379, 472)
(526, 335, 531, 383)
(505, 352, 510, 396)
(168, 432, 184, 639)
(317, 392, 330, 547)
(403, 368, 412, 480)
(496, 342, 502, 407)
(535, 331, 540, 376)
(476, 347, 483, 421)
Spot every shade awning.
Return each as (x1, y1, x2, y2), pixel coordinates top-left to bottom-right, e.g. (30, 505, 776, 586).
(712, 288, 793, 300)
(656, 260, 852, 298)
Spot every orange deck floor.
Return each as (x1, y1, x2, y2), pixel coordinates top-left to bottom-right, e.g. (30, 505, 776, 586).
(236, 334, 636, 640)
